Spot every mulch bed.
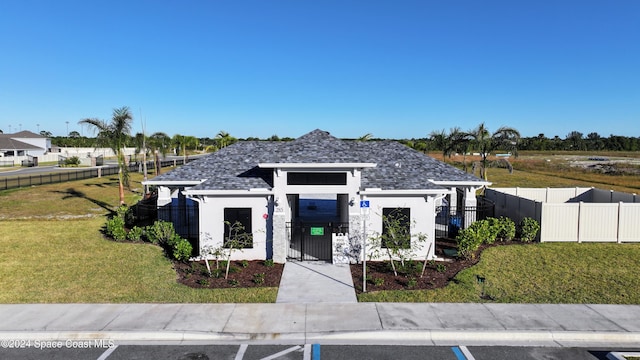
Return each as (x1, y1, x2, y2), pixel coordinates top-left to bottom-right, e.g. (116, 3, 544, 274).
(350, 239, 524, 293)
(174, 260, 284, 289)
(173, 240, 525, 292)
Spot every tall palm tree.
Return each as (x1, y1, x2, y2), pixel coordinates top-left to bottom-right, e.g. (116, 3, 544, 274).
(429, 129, 449, 162)
(133, 132, 149, 182)
(79, 106, 133, 205)
(448, 127, 472, 172)
(469, 122, 520, 180)
(172, 134, 200, 164)
(148, 132, 171, 176)
(215, 131, 236, 149)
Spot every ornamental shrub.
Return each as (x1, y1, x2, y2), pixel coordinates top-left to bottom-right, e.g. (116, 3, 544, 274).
(105, 216, 127, 241)
(518, 217, 540, 243)
(172, 238, 193, 262)
(456, 219, 492, 259)
(469, 219, 491, 244)
(456, 227, 482, 259)
(63, 156, 80, 166)
(127, 226, 144, 242)
(485, 218, 501, 244)
(146, 221, 175, 245)
(496, 216, 516, 241)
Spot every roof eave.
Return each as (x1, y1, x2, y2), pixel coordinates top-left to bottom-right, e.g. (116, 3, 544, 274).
(258, 162, 377, 169)
(183, 188, 274, 196)
(431, 180, 492, 187)
(359, 188, 452, 196)
(142, 180, 206, 186)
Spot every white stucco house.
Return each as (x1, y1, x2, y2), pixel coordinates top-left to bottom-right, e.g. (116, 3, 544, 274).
(143, 129, 489, 263)
(0, 131, 50, 157)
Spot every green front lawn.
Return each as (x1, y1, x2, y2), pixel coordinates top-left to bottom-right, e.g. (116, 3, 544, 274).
(1, 170, 639, 304)
(358, 242, 640, 303)
(0, 218, 276, 303)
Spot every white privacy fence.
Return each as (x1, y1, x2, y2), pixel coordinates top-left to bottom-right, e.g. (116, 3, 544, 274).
(485, 187, 640, 243)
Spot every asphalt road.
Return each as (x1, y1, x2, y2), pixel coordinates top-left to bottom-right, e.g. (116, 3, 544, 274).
(0, 344, 637, 360)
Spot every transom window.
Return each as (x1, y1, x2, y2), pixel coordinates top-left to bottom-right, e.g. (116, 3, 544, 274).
(287, 172, 347, 185)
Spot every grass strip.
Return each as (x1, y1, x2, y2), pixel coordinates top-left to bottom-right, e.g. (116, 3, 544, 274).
(358, 243, 640, 303)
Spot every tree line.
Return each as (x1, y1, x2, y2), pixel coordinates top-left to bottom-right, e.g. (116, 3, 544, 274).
(27, 105, 634, 204)
(400, 130, 640, 153)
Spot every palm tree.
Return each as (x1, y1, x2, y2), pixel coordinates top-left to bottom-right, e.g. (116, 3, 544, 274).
(468, 122, 520, 180)
(215, 131, 236, 149)
(79, 106, 133, 205)
(148, 132, 171, 175)
(172, 134, 200, 164)
(448, 127, 472, 172)
(429, 129, 449, 161)
(133, 132, 149, 181)
(357, 133, 373, 141)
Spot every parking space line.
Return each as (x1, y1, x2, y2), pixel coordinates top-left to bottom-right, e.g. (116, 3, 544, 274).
(452, 347, 466, 360)
(303, 344, 311, 360)
(259, 345, 302, 360)
(235, 344, 248, 360)
(459, 346, 475, 360)
(97, 345, 118, 360)
(312, 344, 320, 360)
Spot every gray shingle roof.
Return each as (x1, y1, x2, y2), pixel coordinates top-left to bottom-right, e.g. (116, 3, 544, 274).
(151, 129, 486, 191)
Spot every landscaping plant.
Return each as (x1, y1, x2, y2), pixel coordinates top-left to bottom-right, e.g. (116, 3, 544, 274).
(368, 208, 427, 276)
(518, 217, 540, 242)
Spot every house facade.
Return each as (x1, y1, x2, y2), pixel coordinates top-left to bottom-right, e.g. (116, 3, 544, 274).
(144, 130, 489, 263)
(0, 131, 50, 157)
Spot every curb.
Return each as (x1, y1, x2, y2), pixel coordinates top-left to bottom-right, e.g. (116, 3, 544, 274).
(2, 330, 640, 346)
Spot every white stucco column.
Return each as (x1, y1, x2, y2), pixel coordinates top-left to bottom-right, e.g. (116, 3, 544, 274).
(464, 187, 478, 228)
(449, 187, 457, 215)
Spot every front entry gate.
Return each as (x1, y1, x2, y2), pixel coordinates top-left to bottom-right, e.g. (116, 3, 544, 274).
(287, 222, 348, 261)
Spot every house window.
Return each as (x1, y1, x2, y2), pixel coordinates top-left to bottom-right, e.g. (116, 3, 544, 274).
(287, 172, 347, 185)
(224, 208, 253, 248)
(381, 208, 411, 249)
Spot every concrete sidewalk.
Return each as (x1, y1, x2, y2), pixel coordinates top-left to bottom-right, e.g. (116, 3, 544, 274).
(1, 303, 639, 346)
(276, 261, 357, 303)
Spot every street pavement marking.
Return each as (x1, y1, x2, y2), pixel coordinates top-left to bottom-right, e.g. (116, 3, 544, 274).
(303, 344, 311, 360)
(459, 346, 476, 360)
(97, 345, 118, 360)
(235, 344, 248, 360)
(452, 346, 466, 360)
(259, 345, 303, 360)
(312, 344, 320, 360)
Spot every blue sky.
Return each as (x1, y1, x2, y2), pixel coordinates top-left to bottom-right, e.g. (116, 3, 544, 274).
(1, 0, 638, 139)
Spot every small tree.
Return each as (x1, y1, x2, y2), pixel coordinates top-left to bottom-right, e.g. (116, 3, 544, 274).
(220, 220, 253, 279)
(368, 209, 427, 276)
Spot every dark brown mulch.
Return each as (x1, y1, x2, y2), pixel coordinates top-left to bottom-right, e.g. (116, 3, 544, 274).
(174, 260, 284, 289)
(350, 239, 524, 293)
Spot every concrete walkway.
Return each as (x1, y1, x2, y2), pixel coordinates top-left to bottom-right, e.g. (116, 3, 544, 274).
(1, 303, 639, 346)
(276, 261, 357, 303)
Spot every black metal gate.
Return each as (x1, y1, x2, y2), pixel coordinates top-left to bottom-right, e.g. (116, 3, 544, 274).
(435, 197, 495, 239)
(287, 222, 348, 261)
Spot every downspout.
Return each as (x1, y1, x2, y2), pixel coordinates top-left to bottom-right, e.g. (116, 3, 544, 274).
(185, 193, 204, 260)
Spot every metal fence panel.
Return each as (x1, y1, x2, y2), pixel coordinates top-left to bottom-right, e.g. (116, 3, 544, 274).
(0, 159, 192, 191)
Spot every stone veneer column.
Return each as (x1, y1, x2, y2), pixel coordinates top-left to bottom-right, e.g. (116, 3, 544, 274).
(271, 212, 287, 263)
(349, 213, 363, 262)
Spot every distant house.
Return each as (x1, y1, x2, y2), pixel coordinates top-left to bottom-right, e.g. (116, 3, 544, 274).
(144, 129, 489, 263)
(0, 131, 50, 157)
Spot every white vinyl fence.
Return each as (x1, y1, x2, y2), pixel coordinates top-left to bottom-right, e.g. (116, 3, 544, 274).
(485, 187, 640, 243)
